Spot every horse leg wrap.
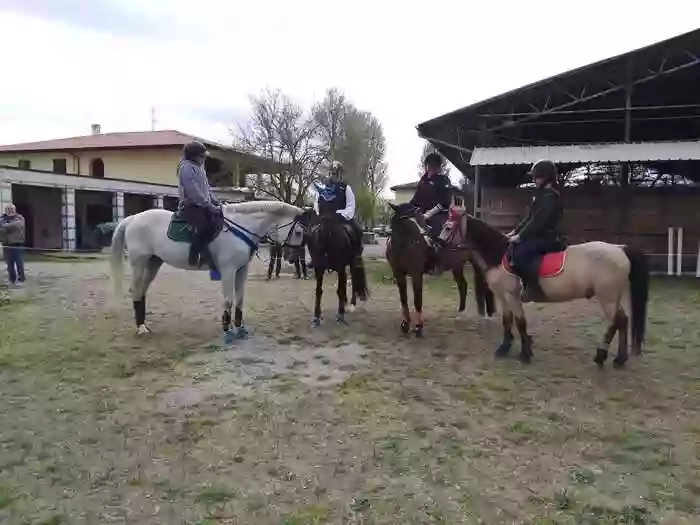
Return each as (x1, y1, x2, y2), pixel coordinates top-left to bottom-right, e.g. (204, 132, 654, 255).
(133, 298, 146, 327)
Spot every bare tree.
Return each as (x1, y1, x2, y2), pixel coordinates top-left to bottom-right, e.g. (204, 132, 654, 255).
(232, 88, 326, 205)
(312, 88, 348, 162)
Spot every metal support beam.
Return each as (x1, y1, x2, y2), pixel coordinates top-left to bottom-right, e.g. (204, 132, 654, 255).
(480, 51, 700, 135)
(417, 132, 473, 156)
(473, 166, 481, 218)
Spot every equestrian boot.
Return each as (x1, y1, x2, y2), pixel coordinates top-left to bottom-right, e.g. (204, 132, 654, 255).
(520, 263, 546, 303)
(188, 242, 201, 267)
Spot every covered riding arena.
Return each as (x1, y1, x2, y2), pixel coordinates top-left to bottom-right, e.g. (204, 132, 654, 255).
(418, 28, 700, 275)
(2, 34, 700, 525)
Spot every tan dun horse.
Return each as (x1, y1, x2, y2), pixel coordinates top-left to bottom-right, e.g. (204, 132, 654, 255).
(440, 211, 649, 366)
(386, 202, 495, 337)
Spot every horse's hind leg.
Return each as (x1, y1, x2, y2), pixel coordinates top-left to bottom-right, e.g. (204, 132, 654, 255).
(231, 264, 250, 339)
(596, 299, 627, 368)
(131, 256, 162, 334)
(220, 265, 236, 343)
(495, 306, 514, 358)
(505, 297, 532, 363)
(613, 302, 629, 368)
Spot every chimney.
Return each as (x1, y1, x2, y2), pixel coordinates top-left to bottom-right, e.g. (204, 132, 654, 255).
(91, 123, 101, 135)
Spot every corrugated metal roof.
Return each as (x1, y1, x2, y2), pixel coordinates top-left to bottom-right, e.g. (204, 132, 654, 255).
(470, 141, 700, 166)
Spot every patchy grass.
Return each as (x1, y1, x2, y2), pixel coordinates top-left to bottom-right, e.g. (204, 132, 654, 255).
(1, 260, 700, 523)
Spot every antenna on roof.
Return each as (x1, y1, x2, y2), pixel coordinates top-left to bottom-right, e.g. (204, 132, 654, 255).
(150, 106, 157, 131)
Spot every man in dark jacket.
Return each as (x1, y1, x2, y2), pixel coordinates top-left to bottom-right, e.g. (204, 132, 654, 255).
(313, 161, 363, 258)
(177, 140, 221, 268)
(409, 152, 453, 273)
(0, 204, 26, 286)
(507, 159, 565, 302)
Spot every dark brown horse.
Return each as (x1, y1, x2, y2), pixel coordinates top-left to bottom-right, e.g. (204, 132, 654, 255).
(285, 209, 369, 326)
(386, 202, 495, 337)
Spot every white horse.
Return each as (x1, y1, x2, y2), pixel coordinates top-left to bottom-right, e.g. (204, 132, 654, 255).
(110, 201, 306, 341)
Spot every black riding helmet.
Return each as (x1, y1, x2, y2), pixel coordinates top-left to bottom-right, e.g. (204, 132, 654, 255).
(183, 140, 208, 162)
(528, 159, 558, 185)
(424, 152, 442, 169)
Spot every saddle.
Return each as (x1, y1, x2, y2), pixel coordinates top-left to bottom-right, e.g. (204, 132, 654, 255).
(502, 241, 568, 279)
(166, 209, 225, 244)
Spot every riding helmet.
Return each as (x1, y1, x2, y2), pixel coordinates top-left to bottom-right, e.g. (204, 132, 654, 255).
(424, 152, 442, 169)
(528, 159, 558, 183)
(183, 140, 208, 161)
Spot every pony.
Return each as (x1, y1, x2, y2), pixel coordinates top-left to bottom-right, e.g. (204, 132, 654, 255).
(284, 208, 369, 325)
(444, 211, 649, 366)
(110, 201, 306, 342)
(385, 202, 495, 337)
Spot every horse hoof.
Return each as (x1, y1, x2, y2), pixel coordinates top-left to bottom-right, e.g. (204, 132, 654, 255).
(613, 357, 627, 368)
(311, 317, 322, 327)
(519, 353, 532, 364)
(336, 314, 348, 324)
(594, 348, 608, 367)
(235, 327, 249, 340)
(400, 320, 410, 334)
(136, 324, 150, 335)
(495, 344, 511, 358)
(413, 324, 424, 338)
(223, 330, 235, 345)
(347, 304, 356, 313)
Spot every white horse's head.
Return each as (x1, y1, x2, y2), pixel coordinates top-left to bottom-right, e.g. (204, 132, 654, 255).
(222, 200, 308, 253)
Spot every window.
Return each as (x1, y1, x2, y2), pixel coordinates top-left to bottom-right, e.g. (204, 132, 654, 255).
(90, 158, 105, 178)
(52, 158, 67, 174)
(18, 159, 31, 170)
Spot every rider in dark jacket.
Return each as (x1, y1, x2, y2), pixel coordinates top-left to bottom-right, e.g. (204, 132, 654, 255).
(314, 161, 363, 258)
(507, 159, 565, 302)
(177, 140, 221, 268)
(409, 152, 453, 272)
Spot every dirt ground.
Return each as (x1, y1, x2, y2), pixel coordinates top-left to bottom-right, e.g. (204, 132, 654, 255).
(1, 255, 699, 524)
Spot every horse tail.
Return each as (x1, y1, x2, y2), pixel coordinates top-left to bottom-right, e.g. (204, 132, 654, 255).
(623, 246, 649, 353)
(350, 257, 370, 301)
(110, 215, 133, 296)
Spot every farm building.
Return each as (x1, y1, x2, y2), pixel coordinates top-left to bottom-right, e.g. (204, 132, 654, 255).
(0, 127, 274, 251)
(389, 180, 465, 208)
(417, 28, 700, 273)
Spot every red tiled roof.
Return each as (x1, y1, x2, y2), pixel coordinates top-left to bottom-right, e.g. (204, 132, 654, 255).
(0, 130, 242, 153)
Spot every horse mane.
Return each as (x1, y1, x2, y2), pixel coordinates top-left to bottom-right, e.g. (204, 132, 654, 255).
(223, 200, 301, 217)
(465, 214, 509, 268)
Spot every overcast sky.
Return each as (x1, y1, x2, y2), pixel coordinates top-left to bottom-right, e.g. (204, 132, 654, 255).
(0, 0, 698, 192)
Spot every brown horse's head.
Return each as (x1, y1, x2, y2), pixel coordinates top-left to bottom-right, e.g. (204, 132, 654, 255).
(461, 214, 509, 268)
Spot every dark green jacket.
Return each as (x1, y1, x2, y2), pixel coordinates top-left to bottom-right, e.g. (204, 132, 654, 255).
(514, 187, 563, 242)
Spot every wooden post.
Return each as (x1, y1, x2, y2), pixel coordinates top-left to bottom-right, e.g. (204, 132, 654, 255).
(695, 240, 700, 278)
(676, 227, 684, 276)
(473, 166, 481, 218)
(667, 227, 674, 276)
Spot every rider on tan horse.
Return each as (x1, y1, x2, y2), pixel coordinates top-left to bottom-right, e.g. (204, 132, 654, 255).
(409, 152, 453, 274)
(506, 159, 566, 302)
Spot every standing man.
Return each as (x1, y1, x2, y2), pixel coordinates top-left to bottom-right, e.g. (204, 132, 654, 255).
(0, 204, 26, 286)
(177, 140, 221, 269)
(266, 228, 282, 280)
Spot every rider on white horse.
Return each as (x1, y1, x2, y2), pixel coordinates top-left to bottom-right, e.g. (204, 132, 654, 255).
(314, 161, 363, 259)
(177, 140, 221, 269)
